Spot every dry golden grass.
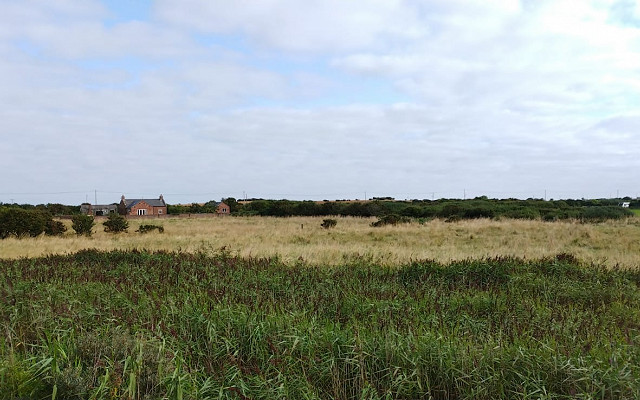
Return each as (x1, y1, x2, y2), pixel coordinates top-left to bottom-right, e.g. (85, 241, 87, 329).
(1, 216, 640, 267)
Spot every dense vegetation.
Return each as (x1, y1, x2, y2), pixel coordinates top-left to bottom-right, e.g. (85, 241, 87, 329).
(0, 208, 66, 239)
(0, 203, 80, 216)
(1, 249, 639, 399)
(168, 197, 636, 221)
(71, 215, 95, 236)
(2, 197, 635, 222)
(103, 214, 129, 234)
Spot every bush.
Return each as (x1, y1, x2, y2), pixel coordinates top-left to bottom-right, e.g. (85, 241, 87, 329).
(580, 206, 632, 222)
(72, 215, 95, 236)
(136, 224, 164, 234)
(463, 207, 495, 219)
(103, 214, 129, 233)
(371, 214, 411, 227)
(0, 208, 53, 239)
(321, 219, 337, 229)
(45, 219, 67, 236)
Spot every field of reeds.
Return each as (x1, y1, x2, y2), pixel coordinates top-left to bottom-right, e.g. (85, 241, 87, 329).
(1, 249, 640, 399)
(1, 216, 640, 268)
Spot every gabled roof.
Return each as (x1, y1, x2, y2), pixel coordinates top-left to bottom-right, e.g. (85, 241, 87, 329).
(120, 195, 166, 210)
(125, 199, 166, 208)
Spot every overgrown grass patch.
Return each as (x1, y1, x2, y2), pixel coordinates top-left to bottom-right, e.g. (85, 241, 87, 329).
(1, 249, 640, 399)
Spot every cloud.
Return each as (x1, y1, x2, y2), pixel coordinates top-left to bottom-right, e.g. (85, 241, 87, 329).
(154, 0, 429, 53)
(1, 0, 640, 203)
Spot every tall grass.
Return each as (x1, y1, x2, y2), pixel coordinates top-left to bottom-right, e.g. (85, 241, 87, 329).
(1, 249, 639, 398)
(1, 216, 640, 268)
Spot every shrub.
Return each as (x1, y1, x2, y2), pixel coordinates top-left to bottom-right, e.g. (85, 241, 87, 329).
(321, 218, 337, 229)
(580, 206, 632, 222)
(103, 214, 129, 233)
(463, 207, 495, 219)
(0, 208, 52, 238)
(503, 208, 540, 220)
(45, 219, 67, 236)
(136, 224, 164, 234)
(371, 214, 411, 227)
(445, 215, 462, 223)
(72, 215, 95, 236)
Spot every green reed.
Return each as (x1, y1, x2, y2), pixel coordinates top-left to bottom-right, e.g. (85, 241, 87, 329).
(1, 249, 639, 399)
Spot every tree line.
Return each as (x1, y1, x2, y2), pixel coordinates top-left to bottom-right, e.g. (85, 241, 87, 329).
(208, 197, 632, 222)
(0, 197, 635, 236)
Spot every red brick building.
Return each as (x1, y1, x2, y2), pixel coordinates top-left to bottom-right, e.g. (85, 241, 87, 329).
(216, 202, 230, 215)
(119, 195, 167, 216)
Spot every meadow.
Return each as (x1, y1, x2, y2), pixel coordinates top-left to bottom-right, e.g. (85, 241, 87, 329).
(1, 216, 640, 268)
(2, 216, 640, 398)
(2, 249, 640, 399)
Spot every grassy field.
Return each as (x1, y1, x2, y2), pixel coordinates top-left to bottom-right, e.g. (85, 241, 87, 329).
(1, 249, 639, 399)
(2, 216, 640, 398)
(1, 216, 640, 268)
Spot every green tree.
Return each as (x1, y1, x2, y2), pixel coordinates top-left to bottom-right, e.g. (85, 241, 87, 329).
(103, 213, 129, 233)
(0, 208, 50, 238)
(72, 215, 95, 236)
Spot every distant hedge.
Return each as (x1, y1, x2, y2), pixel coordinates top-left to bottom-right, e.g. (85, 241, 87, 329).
(230, 198, 634, 221)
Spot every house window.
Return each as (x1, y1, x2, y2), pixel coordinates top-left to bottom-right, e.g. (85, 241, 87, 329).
(137, 209, 147, 216)
(158, 209, 163, 214)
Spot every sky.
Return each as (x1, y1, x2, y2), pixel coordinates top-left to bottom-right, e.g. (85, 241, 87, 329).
(1, 0, 639, 205)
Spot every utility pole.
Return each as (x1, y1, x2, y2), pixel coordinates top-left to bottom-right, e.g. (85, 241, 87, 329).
(463, 189, 466, 200)
(544, 190, 547, 201)
(365, 191, 367, 201)
(94, 190, 97, 205)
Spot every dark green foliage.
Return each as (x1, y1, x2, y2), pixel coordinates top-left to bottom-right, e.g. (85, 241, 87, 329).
(71, 215, 94, 236)
(102, 213, 129, 233)
(1, 250, 640, 399)
(0, 208, 59, 239)
(136, 224, 164, 234)
(371, 214, 411, 227)
(162, 197, 634, 221)
(0, 202, 80, 215)
(320, 218, 337, 229)
(580, 206, 631, 222)
(45, 219, 67, 236)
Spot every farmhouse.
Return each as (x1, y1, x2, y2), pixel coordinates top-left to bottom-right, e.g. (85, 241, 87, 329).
(620, 202, 630, 208)
(119, 195, 167, 216)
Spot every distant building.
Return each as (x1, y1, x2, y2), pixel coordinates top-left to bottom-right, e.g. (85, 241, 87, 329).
(80, 203, 118, 216)
(620, 202, 631, 208)
(215, 201, 230, 215)
(119, 195, 167, 216)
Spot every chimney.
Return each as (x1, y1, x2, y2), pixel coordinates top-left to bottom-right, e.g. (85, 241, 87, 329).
(159, 194, 164, 202)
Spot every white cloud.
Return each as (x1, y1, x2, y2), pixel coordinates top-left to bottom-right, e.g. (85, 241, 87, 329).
(154, 0, 429, 53)
(1, 0, 640, 203)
